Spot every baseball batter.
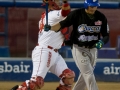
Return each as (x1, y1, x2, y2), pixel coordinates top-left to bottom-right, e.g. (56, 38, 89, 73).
(11, 0, 75, 90)
(44, 0, 110, 90)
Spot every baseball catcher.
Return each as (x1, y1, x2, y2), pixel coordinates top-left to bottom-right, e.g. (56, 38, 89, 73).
(11, 0, 75, 90)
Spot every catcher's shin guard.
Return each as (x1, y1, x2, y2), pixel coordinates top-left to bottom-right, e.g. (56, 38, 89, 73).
(17, 76, 44, 90)
(56, 69, 75, 90)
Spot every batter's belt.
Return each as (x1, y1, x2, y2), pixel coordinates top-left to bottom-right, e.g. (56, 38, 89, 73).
(37, 44, 58, 52)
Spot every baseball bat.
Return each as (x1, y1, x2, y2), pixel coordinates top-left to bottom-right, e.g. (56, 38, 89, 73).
(45, 0, 48, 25)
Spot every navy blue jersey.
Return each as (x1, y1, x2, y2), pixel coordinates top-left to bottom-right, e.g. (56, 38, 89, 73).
(60, 8, 109, 48)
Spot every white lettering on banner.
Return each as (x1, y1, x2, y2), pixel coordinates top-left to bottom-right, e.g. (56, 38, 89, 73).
(103, 63, 120, 75)
(0, 62, 30, 73)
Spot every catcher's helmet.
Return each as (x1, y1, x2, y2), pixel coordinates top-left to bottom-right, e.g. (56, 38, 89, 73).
(84, 0, 100, 9)
(42, 0, 60, 10)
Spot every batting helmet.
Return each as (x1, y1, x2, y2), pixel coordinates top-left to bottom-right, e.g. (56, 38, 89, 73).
(84, 0, 100, 9)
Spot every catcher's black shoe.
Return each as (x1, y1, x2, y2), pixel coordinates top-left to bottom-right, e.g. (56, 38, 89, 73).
(11, 85, 19, 90)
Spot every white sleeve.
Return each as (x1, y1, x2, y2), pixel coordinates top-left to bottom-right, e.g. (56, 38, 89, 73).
(44, 10, 65, 26)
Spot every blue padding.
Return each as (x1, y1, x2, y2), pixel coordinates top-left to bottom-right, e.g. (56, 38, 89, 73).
(98, 48, 118, 58)
(67, 49, 73, 58)
(116, 36, 120, 56)
(59, 46, 72, 58)
(102, 40, 111, 48)
(15, 0, 44, 8)
(0, 0, 15, 7)
(15, 1, 120, 8)
(100, 2, 120, 8)
(0, 46, 10, 57)
(69, 1, 84, 8)
(0, 0, 120, 8)
(59, 46, 69, 58)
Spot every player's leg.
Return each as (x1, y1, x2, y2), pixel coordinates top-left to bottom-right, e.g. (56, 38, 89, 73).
(50, 55, 75, 90)
(71, 46, 86, 90)
(72, 44, 98, 90)
(72, 74, 86, 90)
(14, 47, 53, 90)
(72, 47, 97, 90)
(16, 76, 44, 90)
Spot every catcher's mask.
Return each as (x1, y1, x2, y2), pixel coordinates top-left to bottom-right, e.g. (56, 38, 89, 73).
(84, 0, 100, 9)
(42, 0, 60, 10)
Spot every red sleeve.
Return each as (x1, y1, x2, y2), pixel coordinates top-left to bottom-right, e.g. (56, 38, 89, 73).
(61, 27, 70, 40)
(61, 3, 71, 17)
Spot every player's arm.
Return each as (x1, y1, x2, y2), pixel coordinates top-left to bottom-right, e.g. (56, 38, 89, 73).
(94, 16, 109, 49)
(100, 16, 109, 44)
(44, 18, 71, 32)
(44, 10, 75, 32)
(50, 23, 61, 32)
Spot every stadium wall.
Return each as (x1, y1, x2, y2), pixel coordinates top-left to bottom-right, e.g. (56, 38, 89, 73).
(0, 1, 120, 57)
(0, 58, 120, 82)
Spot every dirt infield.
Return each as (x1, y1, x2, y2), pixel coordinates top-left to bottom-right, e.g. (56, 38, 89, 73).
(0, 81, 120, 90)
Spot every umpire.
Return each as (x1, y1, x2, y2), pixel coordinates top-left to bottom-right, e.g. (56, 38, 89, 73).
(44, 0, 109, 90)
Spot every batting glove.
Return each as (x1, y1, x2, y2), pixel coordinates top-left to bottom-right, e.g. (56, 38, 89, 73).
(44, 24, 51, 31)
(95, 40, 104, 49)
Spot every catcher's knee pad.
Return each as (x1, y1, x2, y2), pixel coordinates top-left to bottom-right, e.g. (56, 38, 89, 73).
(60, 69, 75, 85)
(18, 76, 44, 90)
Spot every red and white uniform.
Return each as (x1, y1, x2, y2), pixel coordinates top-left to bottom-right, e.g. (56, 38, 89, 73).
(31, 2, 70, 80)
(38, 10, 65, 49)
(14, 2, 75, 90)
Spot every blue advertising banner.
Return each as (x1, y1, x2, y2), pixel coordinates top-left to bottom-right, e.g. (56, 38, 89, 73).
(0, 58, 120, 82)
(0, 59, 32, 81)
(94, 61, 120, 82)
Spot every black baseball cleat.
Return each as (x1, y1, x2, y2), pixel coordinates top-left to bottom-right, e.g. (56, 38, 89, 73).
(11, 85, 19, 90)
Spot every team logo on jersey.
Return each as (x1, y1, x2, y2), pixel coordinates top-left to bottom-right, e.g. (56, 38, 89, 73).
(95, 20, 102, 25)
(78, 24, 101, 33)
(78, 25, 84, 33)
(78, 35, 98, 42)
